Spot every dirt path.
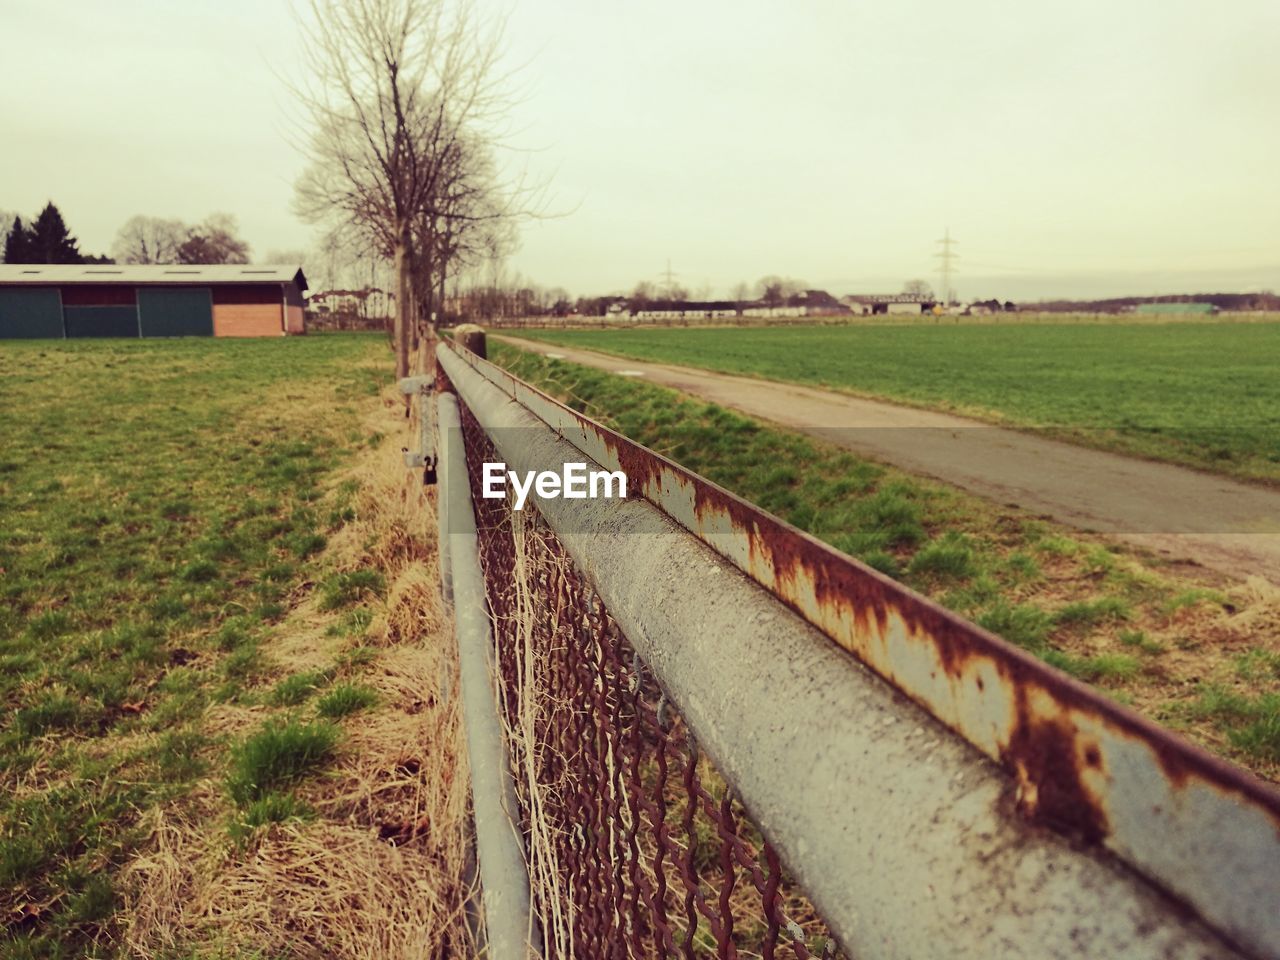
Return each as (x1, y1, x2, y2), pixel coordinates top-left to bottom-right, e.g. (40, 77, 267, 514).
(498, 336, 1280, 584)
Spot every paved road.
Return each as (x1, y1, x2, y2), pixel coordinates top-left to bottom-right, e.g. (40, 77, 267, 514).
(499, 336, 1280, 584)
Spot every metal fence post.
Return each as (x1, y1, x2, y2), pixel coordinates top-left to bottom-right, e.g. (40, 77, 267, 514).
(438, 391, 543, 960)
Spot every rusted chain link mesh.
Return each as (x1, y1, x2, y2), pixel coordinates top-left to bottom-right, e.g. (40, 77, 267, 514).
(458, 403, 843, 959)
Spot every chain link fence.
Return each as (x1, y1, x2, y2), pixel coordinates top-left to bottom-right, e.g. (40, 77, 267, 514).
(461, 405, 838, 959)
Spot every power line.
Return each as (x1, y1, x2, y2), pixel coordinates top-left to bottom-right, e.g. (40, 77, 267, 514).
(934, 228, 959, 303)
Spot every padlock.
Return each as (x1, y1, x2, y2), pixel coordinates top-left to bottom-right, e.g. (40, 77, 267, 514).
(423, 457, 438, 486)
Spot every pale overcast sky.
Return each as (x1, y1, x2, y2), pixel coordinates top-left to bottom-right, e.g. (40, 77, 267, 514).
(2, 0, 1278, 300)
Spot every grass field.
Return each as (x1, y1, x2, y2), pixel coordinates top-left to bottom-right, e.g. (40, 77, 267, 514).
(510, 321, 1280, 484)
(491, 342, 1280, 782)
(0, 335, 470, 957)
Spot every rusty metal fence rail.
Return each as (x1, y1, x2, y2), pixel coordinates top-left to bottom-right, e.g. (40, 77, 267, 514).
(432, 337, 1280, 960)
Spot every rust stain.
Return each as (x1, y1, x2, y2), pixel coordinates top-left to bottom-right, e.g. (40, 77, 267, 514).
(600, 434, 663, 498)
(1001, 684, 1111, 844)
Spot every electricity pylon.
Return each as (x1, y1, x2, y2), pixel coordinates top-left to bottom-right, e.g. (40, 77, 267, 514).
(934, 229, 959, 304)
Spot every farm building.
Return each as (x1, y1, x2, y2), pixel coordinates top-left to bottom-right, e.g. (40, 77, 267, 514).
(841, 294, 936, 316)
(0, 264, 307, 339)
(742, 290, 849, 319)
(634, 300, 740, 320)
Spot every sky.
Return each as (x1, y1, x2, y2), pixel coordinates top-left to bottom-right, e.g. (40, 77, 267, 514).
(2, 0, 1278, 301)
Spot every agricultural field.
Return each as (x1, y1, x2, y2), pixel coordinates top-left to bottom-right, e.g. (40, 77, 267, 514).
(511, 320, 1280, 484)
(0, 336, 468, 958)
(491, 342, 1280, 783)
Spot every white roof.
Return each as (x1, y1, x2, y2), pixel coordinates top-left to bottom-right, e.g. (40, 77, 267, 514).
(0, 264, 307, 289)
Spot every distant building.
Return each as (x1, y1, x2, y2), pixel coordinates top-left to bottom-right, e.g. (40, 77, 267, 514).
(626, 289, 849, 320)
(841, 293, 936, 316)
(0, 264, 307, 339)
(967, 299, 1014, 316)
(789, 290, 850, 316)
(740, 289, 848, 318)
(634, 300, 739, 320)
(742, 303, 804, 318)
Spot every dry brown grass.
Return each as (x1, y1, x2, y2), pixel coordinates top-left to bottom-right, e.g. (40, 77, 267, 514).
(119, 386, 474, 959)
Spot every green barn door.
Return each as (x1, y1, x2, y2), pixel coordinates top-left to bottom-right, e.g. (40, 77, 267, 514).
(64, 306, 140, 338)
(0, 288, 64, 339)
(138, 287, 213, 338)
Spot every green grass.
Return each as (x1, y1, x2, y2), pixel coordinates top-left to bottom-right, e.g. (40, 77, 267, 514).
(1053, 596, 1131, 628)
(270, 669, 333, 706)
(1181, 686, 1280, 764)
(225, 718, 340, 805)
(907, 532, 977, 580)
(510, 321, 1280, 483)
(316, 683, 379, 719)
(1236, 648, 1280, 682)
(0, 333, 387, 956)
(228, 792, 315, 845)
(1042, 651, 1142, 684)
(1119, 629, 1166, 655)
(1164, 588, 1228, 614)
(975, 601, 1053, 651)
(318, 569, 386, 610)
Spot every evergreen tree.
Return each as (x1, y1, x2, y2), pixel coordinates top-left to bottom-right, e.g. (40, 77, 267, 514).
(3, 216, 32, 264)
(28, 202, 83, 263)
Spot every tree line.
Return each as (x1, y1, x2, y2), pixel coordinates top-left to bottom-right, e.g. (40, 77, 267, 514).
(2, 203, 255, 266)
(2, 203, 108, 264)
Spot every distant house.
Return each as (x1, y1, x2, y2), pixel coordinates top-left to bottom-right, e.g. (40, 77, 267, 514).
(788, 290, 850, 316)
(967, 299, 1009, 316)
(0, 264, 307, 339)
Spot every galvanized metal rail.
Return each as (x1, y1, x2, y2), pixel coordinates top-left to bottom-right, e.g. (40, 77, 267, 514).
(439, 391, 543, 959)
(435, 338, 1280, 960)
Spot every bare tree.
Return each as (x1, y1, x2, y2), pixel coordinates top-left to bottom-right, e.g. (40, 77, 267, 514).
(631, 280, 655, 311)
(111, 216, 187, 264)
(902, 279, 934, 299)
(756, 275, 804, 308)
(292, 0, 513, 379)
(264, 248, 310, 268)
(416, 133, 525, 330)
(176, 213, 251, 264)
